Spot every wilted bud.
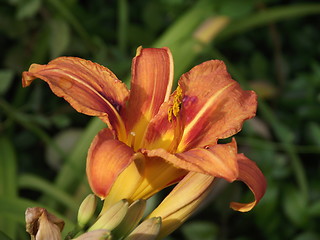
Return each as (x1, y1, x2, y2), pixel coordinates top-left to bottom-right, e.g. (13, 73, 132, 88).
(147, 172, 215, 239)
(25, 207, 64, 240)
(72, 229, 111, 240)
(113, 199, 146, 238)
(77, 194, 97, 227)
(124, 217, 161, 240)
(89, 199, 129, 231)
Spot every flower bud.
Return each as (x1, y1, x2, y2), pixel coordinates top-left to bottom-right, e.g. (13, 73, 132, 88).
(124, 217, 161, 240)
(89, 199, 129, 231)
(77, 194, 97, 227)
(72, 229, 111, 240)
(113, 199, 146, 238)
(147, 172, 215, 239)
(25, 207, 64, 240)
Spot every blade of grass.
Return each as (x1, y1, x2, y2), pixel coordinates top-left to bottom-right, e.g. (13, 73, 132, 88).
(0, 137, 18, 239)
(152, 0, 241, 84)
(54, 117, 105, 193)
(0, 99, 65, 159)
(118, 0, 128, 53)
(47, 0, 96, 54)
(0, 137, 17, 198)
(217, 3, 320, 41)
(18, 174, 78, 213)
(153, 0, 215, 48)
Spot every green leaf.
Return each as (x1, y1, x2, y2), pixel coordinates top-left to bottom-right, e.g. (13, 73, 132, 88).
(0, 99, 65, 159)
(181, 221, 218, 240)
(47, 0, 96, 53)
(154, 0, 214, 48)
(0, 70, 14, 95)
(54, 117, 105, 193)
(283, 186, 308, 227)
(45, 129, 83, 171)
(0, 137, 17, 198)
(218, 3, 320, 40)
(293, 232, 320, 240)
(16, 0, 41, 19)
(49, 18, 70, 58)
(0, 231, 13, 240)
(308, 201, 320, 217)
(217, 0, 254, 19)
(18, 174, 78, 213)
(307, 122, 320, 146)
(0, 137, 17, 239)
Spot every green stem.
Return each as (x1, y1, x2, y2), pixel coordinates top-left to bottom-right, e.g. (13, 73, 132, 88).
(118, 0, 128, 53)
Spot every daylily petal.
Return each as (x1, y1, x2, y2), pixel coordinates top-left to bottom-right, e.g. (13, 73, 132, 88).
(140, 99, 176, 151)
(130, 157, 187, 200)
(22, 57, 129, 138)
(101, 158, 144, 212)
(177, 60, 257, 151)
(86, 128, 136, 199)
(230, 153, 267, 212)
(147, 172, 215, 239)
(123, 47, 174, 150)
(144, 139, 238, 182)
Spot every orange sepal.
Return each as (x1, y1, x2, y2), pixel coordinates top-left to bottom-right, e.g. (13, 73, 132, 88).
(86, 128, 135, 199)
(230, 153, 267, 212)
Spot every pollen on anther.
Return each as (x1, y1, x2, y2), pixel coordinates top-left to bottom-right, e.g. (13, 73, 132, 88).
(168, 85, 183, 122)
(130, 131, 136, 136)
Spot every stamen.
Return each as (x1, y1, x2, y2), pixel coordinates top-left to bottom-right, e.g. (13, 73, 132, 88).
(168, 85, 183, 122)
(127, 131, 136, 148)
(167, 85, 184, 153)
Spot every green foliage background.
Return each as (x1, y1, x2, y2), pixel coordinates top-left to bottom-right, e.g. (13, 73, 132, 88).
(1, 0, 320, 239)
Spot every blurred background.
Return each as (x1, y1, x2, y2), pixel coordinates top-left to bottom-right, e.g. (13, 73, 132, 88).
(1, 0, 320, 239)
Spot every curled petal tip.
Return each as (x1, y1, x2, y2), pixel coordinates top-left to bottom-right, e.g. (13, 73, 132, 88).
(230, 154, 267, 212)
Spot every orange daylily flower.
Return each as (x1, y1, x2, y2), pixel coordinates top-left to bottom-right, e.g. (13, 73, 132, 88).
(22, 47, 266, 212)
